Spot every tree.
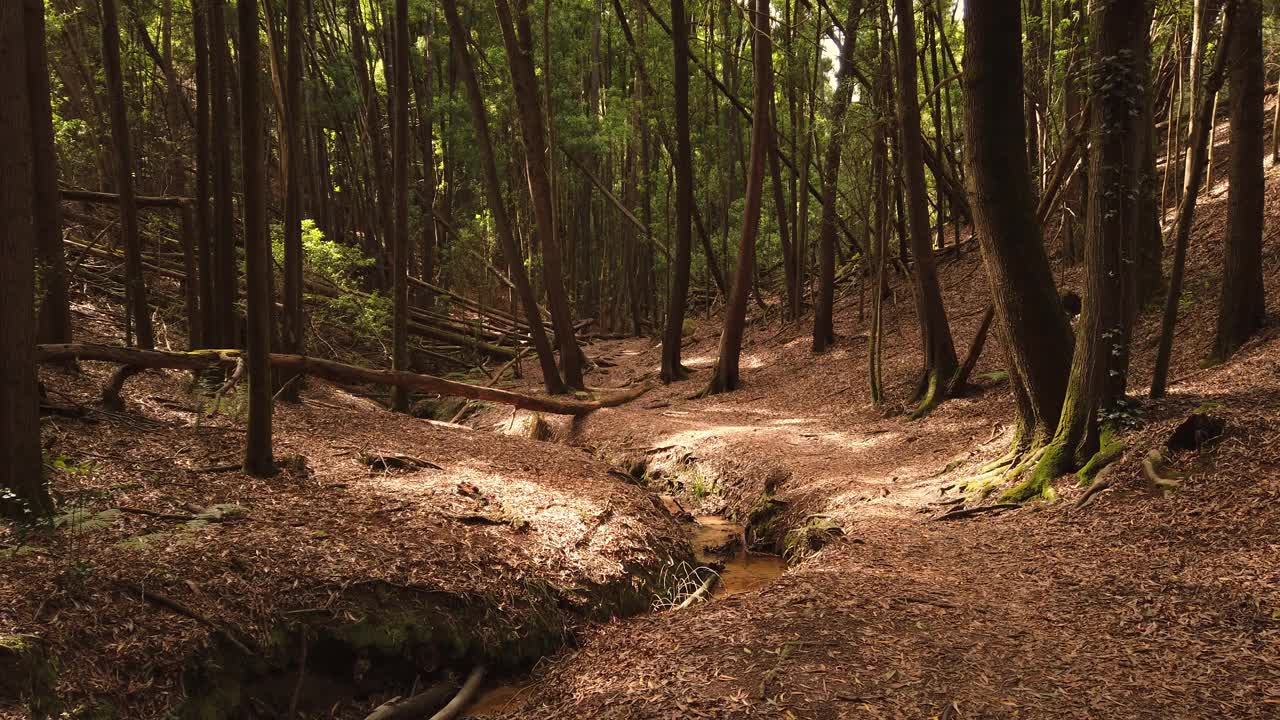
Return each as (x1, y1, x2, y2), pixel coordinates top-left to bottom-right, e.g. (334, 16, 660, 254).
(894, 0, 958, 417)
(1151, 2, 1233, 398)
(1212, 0, 1265, 361)
(811, 0, 862, 353)
(441, 0, 567, 395)
(193, 0, 215, 348)
(1, 0, 53, 519)
(1024, 0, 1149, 501)
(209, 0, 237, 348)
(703, 0, 771, 395)
(280, 0, 306, 400)
(962, 0, 1074, 464)
(240, 0, 274, 476)
(390, 0, 411, 412)
(493, 0, 585, 390)
(101, 0, 155, 349)
(660, 0, 694, 382)
(412, 14, 438, 309)
(26, 0, 73, 348)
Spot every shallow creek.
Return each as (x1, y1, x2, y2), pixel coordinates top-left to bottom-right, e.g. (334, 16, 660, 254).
(465, 515, 786, 716)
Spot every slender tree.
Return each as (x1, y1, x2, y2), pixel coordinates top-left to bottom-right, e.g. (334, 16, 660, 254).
(494, 0, 585, 389)
(280, 0, 306, 400)
(209, 0, 237, 348)
(703, 0, 771, 395)
(412, 14, 438, 309)
(193, 0, 214, 348)
(441, 0, 567, 394)
(1151, 2, 1233, 398)
(963, 0, 1074, 461)
(390, 0, 411, 411)
(894, 0, 957, 417)
(1, 0, 53, 519)
(240, 0, 274, 476)
(1212, 0, 1265, 361)
(811, 0, 862, 353)
(660, 0, 694, 382)
(101, 0, 155, 349)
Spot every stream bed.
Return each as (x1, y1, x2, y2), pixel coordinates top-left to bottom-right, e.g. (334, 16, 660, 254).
(465, 514, 786, 716)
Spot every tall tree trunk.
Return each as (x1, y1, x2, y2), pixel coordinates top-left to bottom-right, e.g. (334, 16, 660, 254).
(894, 0, 957, 417)
(413, 15, 438, 309)
(1151, 2, 1232, 398)
(26, 0, 73, 347)
(389, 0, 411, 411)
(811, 0, 862, 352)
(660, 0, 694, 382)
(209, 0, 237, 348)
(1026, 0, 1148, 501)
(494, 0, 585, 389)
(1, 0, 53, 519)
(441, 0, 566, 394)
(703, 0, 771, 395)
(193, 0, 214, 348)
(101, 0, 155, 349)
(279, 0, 306, 401)
(963, 0, 1075, 455)
(1212, 0, 1265, 361)
(239, 0, 274, 476)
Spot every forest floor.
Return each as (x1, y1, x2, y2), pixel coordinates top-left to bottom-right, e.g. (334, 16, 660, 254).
(4, 128, 1280, 719)
(474, 143, 1280, 718)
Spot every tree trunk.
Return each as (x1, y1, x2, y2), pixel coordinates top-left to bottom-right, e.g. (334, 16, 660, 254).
(894, 0, 957, 417)
(209, 0, 237, 348)
(963, 0, 1075, 451)
(1151, 2, 1232, 398)
(811, 0, 862, 352)
(494, 0, 585, 389)
(441, 0, 566, 394)
(660, 0, 694, 382)
(280, 0, 306, 401)
(239, 0, 274, 476)
(1026, 0, 1149, 501)
(389, 0, 411, 411)
(101, 0, 155, 349)
(26, 0, 73, 348)
(703, 0, 771, 395)
(1212, 0, 1265, 361)
(1, 0, 53, 519)
(413, 16, 438, 309)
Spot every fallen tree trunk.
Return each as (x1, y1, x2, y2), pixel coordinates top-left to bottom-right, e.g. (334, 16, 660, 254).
(61, 188, 192, 208)
(36, 344, 649, 416)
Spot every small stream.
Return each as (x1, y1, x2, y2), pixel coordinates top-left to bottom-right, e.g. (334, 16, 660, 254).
(465, 515, 785, 716)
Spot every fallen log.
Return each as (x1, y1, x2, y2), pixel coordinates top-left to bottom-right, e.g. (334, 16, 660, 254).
(363, 682, 457, 720)
(35, 344, 650, 416)
(61, 188, 192, 208)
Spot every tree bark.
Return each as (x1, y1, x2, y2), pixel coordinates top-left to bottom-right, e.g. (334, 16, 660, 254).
(494, 0, 585, 389)
(26, 0, 73, 348)
(660, 0, 695, 382)
(703, 0, 771, 395)
(280, 0, 306, 400)
(1, 0, 53, 519)
(895, 0, 957, 417)
(209, 0, 237, 348)
(441, 0, 566, 394)
(811, 0, 862, 352)
(963, 0, 1075, 450)
(389, 0, 411, 411)
(239, 0, 274, 476)
(1212, 0, 1265, 361)
(1151, 2, 1232, 398)
(101, 0, 155, 349)
(1026, 0, 1149, 501)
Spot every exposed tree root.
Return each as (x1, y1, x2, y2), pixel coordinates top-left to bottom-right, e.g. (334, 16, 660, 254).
(1076, 440, 1126, 485)
(931, 503, 1021, 522)
(428, 666, 486, 720)
(1001, 443, 1065, 503)
(909, 371, 944, 420)
(1142, 449, 1183, 492)
(363, 682, 457, 720)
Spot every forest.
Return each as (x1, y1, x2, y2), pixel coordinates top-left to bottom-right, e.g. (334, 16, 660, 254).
(1, 0, 1278, 717)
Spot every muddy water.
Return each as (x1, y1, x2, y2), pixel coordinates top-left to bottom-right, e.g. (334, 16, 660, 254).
(464, 516, 785, 716)
(689, 515, 787, 596)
